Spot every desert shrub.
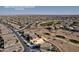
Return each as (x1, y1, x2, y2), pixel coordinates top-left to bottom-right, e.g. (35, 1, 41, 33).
(56, 35, 65, 39)
(69, 39, 79, 44)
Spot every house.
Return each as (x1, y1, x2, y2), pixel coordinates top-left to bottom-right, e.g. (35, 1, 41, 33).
(30, 38, 44, 45)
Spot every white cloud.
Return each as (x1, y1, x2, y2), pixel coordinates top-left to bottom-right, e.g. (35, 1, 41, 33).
(4, 6, 35, 10)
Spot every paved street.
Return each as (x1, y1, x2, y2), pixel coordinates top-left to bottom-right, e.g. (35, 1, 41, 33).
(1, 21, 41, 52)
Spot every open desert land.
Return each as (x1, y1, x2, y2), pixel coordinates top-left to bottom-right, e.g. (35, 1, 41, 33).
(0, 15, 79, 52)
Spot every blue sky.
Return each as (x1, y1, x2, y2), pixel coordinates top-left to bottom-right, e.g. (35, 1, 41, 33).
(0, 6, 79, 15)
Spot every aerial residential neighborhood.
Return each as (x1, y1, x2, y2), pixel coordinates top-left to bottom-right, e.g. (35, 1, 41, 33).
(0, 15, 79, 52)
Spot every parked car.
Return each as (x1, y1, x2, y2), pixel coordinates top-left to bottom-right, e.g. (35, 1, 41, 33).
(26, 43, 40, 49)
